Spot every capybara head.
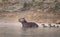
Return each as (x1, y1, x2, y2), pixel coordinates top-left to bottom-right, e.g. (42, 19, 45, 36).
(19, 18, 27, 23)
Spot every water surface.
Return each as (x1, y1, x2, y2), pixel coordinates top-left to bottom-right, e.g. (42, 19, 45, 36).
(0, 23, 60, 37)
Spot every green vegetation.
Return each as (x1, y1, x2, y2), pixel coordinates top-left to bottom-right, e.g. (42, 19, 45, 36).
(21, 2, 33, 11)
(22, 0, 44, 10)
(32, 0, 35, 2)
(37, 2, 44, 9)
(22, 0, 60, 12)
(49, 0, 60, 13)
(23, 2, 33, 8)
(2, 0, 8, 2)
(54, 1, 60, 10)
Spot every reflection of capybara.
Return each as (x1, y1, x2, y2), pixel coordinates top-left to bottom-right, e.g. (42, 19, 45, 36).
(19, 18, 38, 28)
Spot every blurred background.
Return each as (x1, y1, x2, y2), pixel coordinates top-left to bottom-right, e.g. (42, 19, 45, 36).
(0, 0, 60, 23)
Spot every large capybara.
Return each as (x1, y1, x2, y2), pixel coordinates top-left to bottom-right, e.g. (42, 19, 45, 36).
(18, 18, 38, 28)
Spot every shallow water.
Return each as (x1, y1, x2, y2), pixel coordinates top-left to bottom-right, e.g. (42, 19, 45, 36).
(0, 23, 60, 37)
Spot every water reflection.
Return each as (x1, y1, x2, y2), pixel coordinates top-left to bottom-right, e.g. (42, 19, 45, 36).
(0, 23, 60, 37)
(20, 28, 60, 37)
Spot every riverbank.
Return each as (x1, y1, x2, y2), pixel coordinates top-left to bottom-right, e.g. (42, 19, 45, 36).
(0, 10, 60, 24)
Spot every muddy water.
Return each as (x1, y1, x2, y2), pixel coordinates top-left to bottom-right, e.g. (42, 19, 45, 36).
(0, 23, 60, 37)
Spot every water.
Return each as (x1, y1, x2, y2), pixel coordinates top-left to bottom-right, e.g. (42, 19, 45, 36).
(0, 23, 60, 37)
